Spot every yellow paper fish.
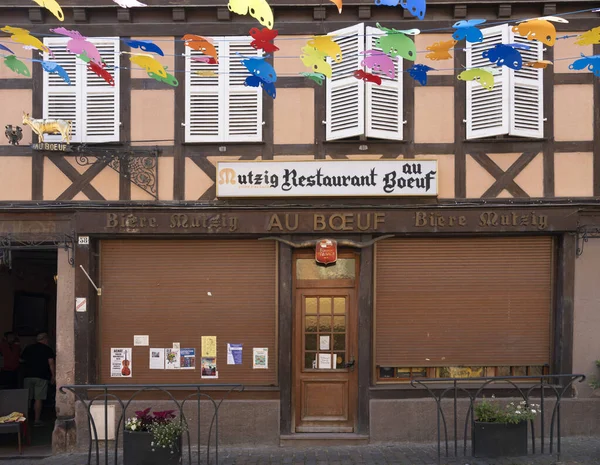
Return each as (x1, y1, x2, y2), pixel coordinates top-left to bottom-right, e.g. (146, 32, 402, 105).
(523, 60, 553, 69)
(457, 68, 495, 90)
(425, 39, 457, 61)
(129, 54, 167, 78)
(196, 70, 217, 77)
(300, 46, 332, 78)
(1, 26, 50, 54)
(307, 36, 343, 63)
(575, 26, 600, 46)
(227, 0, 274, 29)
(31, 0, 64, 22)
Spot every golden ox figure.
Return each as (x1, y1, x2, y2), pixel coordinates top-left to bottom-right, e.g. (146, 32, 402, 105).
(22, 112, 72, 144)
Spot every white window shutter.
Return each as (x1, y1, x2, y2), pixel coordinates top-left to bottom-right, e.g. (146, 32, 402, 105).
(224, 38, 262, 142)
(466, 25, 510, 140)
(508, 29, 544, 138)
(43, 38, 79, 142)
(365, 26, 403, 141)
(326, 23, 365, 141)
(185, 38, 221, 142)
(82, 39, 120, 143)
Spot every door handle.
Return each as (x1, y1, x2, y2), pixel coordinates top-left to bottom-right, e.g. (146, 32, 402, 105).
(344, 359, 355, 371)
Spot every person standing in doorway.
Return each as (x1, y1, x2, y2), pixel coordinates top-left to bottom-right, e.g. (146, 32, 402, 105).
(0, 332, 21, 389)
(22, 333, 55, 426)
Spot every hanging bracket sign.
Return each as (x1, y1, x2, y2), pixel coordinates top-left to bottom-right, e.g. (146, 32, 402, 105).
(315, 239, 337, 265)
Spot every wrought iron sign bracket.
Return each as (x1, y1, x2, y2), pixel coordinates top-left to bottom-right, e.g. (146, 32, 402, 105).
(0, 232, 76, 268)
(576, 225, 600, 258)
(75, 147, 159, 200)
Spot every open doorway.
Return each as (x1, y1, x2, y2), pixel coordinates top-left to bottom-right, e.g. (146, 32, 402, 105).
(0, 249, 57, 457)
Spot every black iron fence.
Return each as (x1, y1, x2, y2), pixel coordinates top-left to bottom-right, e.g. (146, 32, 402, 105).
(410, 374, 586, 465)
(59, 383, 245, 465)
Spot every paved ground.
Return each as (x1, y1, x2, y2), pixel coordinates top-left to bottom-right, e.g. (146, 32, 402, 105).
(1, 436, 599, 464)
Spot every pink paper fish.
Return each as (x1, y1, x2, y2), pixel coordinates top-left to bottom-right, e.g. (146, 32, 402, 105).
(50, 27, 103, 64)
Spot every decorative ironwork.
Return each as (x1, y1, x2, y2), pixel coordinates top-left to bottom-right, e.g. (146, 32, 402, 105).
(60, 383, 244, 465)
(576, 225, 600, 257)
(0, 232, 75, 268)
(411, 374, 586, 465)
(75, 148, 159, 199)
(4, 125, 23, 145)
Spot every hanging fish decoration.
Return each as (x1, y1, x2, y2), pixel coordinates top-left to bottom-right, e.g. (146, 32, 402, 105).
(457, 68, 495, 90)
(452, 19, 486, 43)
(3, 55, 31, 77)
(123, 39, 164, 56)
(425, 39, 457, 61)
(31, 0, 64, 22)
(407, 64, 434, 85)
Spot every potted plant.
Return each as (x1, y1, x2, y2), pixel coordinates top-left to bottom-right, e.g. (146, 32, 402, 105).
(472, 396, 540, 458)
(123, 408, 186, 465)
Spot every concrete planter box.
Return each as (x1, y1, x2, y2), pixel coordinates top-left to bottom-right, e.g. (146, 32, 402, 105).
(123, 430, 182, 465)
(473, 421, 528, 458)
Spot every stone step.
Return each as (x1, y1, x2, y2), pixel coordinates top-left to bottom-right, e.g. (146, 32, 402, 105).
(279, 433, 370, 447)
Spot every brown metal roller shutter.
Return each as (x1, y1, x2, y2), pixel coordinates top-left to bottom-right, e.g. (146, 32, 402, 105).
(375, 237, 553, 367)
(99, 240, 277, 385)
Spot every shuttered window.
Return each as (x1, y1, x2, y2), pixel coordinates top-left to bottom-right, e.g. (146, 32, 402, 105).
(466, 24, 543, 140)
(99, 240, 277, 385)
(43, 37, 120, 143)
(327, 24, 403, 141)
(185, 36, 262, 142)
(374, 237, 553, 371)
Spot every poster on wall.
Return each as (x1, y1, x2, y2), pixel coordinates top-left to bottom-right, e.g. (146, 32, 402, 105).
(111, 348, 132, 378)
(201, 336, 217, 357)
(149, 348, 165, 369)
(253, 348, 268, 369)
(227, 343, 243, 365)
(165, 348, 180, 369)
(180, 348, 196, 369)
(201, 357, 218, 378)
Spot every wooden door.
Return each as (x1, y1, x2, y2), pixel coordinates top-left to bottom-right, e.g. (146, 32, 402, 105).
(293, 288, 358, 433)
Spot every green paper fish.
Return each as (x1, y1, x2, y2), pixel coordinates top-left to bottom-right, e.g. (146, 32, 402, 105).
(147, 69, 179, 87)
(375, 23, 419, 62)
(3, 55, 30, 77)
(300, 72, 326, 86)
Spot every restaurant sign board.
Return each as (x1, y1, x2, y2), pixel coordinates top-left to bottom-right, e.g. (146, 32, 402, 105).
(216, 160, 438, 198)
(315, 239, 337, 265)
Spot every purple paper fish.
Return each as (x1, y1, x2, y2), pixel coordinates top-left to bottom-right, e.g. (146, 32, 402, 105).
(50, 27, 103, 64)
(361, 49, 395, 79)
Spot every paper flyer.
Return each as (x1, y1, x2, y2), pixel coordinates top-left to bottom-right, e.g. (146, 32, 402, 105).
(253, 348, 268, 369)
(201, 336, 217, 357)
(149, 348, 165, 369)
(111, 348, 132, 377)
(165, 348, 180, 369)
(319, 335, 330, 351)
(180, 348, 196, 369)
(201, 357, 218, 378)
(318, 353, 332, 369)
(227, 343, 243, 365)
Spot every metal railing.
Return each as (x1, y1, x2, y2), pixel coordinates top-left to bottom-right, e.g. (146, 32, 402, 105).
(411, 374, 586, 465)
(60, 383, 245, 465)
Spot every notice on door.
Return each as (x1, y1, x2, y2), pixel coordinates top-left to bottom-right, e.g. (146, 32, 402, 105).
(318, 353, 332, 369)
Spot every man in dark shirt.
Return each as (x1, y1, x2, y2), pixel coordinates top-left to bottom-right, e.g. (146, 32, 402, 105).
(22, 333, 55, 426)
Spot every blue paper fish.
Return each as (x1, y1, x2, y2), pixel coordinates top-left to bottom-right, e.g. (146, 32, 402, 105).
(244, 74, 276, 98)
(569, 53, 600, 77)
(123, 39, 165, 56)
(35, 59, 71, 84)
(0, 43, 14, 54)
(452, 19, 486, 43)
(239, 54, 277, 83)
(374, 0, 400, 6)
(482, 44, 529, 70)
(407, 64, 434, 85)
(400, 0, 426, 20)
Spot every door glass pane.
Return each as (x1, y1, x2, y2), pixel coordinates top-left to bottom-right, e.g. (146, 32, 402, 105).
(319, 298, 332, 315)
(305, 298, 317, 315)
(319, 316, 332, 332)
(333, 316, 345, 332)
(305, 352, 317, 369)
(333, 334, 345, 350)
(333, 297, 345, 314)
(305, 334, 317, 351)
(296, 259, 355, 280)
(305, 316, 317, 332)
(336, 353, 345, 368)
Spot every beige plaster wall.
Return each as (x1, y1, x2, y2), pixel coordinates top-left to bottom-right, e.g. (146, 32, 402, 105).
(414, 87, 453, 143)
(466, 154, 495, 198)
(131, 90, 174, 146)
(43, 158, 70, 200)
(0, 89, 32, 145)
(487, 152, 544, 198)
(554, 152, 594, 197)
(274, 35, 309, 76)
(130, 37, 174, 80)
(554, 85, 593, 141)
(0, 48, 31, 79)
(274, 88, 314, 145)
(414, 34, 455, 75)
(0, 157, 32, 200)
(574, 240, 600, 398)
(185, 157, 214, 201)
(554, 32, 592, 74)
(90, 166, 120, 201)
(157, 157, 174, 201)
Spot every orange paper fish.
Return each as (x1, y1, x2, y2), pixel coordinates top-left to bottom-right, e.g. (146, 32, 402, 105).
(183, 34, 218, 62)
(425, 39, 457, 61)
(523, 60, 553, 69)
(330, 0, 342, 13)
